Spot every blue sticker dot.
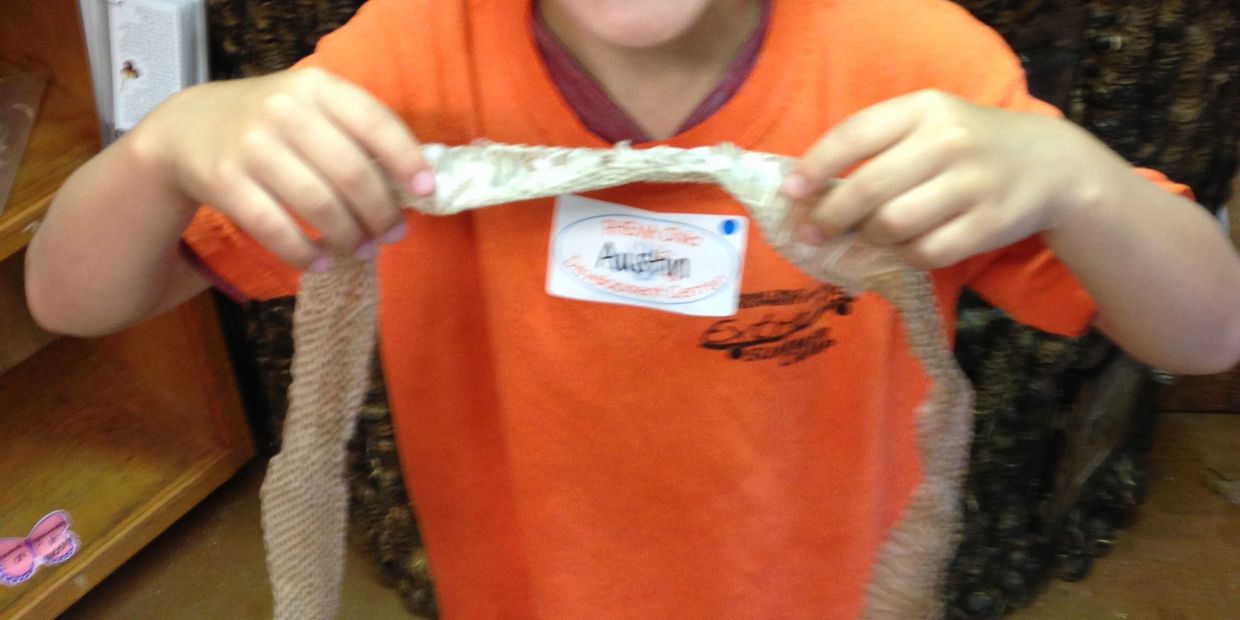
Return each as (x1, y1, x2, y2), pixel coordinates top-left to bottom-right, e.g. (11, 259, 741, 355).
(721, 219, 738, 235)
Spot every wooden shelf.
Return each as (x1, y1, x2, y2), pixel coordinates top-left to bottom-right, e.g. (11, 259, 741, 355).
(0, 4, 256, 618)
(0, 75, 100, 262)
(0, 296, 254, 619)
(0, 249, 55, 373)
(0, 0, 102, 262)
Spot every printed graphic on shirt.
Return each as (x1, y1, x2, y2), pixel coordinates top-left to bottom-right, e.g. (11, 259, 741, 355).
(547, 195, 749, 317)
(699, 285, 854, 365)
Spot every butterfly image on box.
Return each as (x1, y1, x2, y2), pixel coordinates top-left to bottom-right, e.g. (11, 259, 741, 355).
(0, 511, 79, 586)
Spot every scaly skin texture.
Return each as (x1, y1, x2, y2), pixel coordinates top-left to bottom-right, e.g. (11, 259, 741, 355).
(265, 143, 973, 619)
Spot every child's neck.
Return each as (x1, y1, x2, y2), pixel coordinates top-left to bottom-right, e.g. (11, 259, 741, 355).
(540, 1, 762, 140)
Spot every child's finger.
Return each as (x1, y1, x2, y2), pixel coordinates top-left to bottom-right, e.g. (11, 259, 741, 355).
(275, 106, 400, 239)
(242, 140, 364, 254)
(896, 204, 1022, 270)
(784, 180, 836, 245)
(894, 214, 974, 270)
(857, 176, 972, 247)
(219, 178, 323, 270)
(784, 91, 927, 199)
(312, 72, 431, 195)
(812, 134, 953, 239)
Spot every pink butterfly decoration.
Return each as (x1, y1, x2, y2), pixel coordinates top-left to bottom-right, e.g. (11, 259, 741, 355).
(0, 511, 79, 587)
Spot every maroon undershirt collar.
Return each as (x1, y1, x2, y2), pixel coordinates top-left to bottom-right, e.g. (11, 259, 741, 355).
(531, 2, 771, 144)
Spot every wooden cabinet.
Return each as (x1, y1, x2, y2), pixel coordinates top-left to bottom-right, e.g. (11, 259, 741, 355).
(0, 2, 255, 618)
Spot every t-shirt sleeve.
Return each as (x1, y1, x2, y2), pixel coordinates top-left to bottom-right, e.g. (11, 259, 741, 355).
(962, 164, 1191, 338)
(181, 210, 301, 302)
(180, 0, 421, 301)
(939, 16, 1194, 337)
(957, 236, 1096, 337)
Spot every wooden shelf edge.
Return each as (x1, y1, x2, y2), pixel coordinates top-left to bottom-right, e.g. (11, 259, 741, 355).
(0, 195, 47, 263)
(0, 298, 256, 619)
(9, 449, 253, 620)
(0, 0, 102, 260)
(0, 246, 57, 373)
(0, 74, 101, 262)
(0, 6, 254, 619)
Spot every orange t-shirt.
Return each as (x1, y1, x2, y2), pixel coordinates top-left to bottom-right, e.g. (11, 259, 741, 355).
(184, 1, 1187, 617)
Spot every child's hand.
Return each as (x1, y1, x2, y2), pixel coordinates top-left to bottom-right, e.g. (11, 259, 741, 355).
(781, 89, 1131, 270)
(137, 67, 432, 271)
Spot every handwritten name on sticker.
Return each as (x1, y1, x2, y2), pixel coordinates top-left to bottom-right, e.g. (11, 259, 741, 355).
(547, 195, 748, 317)
(0, 511, 79, 587)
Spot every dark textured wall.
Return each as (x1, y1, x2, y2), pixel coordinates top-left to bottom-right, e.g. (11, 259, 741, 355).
(956, 0, 1240, 210)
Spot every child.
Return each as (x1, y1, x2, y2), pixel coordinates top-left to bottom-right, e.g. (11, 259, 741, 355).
(26, 0, 1240, 617)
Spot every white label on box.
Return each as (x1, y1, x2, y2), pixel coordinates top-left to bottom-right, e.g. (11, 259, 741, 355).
(546, 194, 748, 317)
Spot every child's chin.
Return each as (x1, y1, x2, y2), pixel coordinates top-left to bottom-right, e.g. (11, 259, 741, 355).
(556, 0, 719, 49)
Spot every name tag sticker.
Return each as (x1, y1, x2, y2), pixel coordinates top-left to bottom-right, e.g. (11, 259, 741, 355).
(546, 194, 748, 317)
